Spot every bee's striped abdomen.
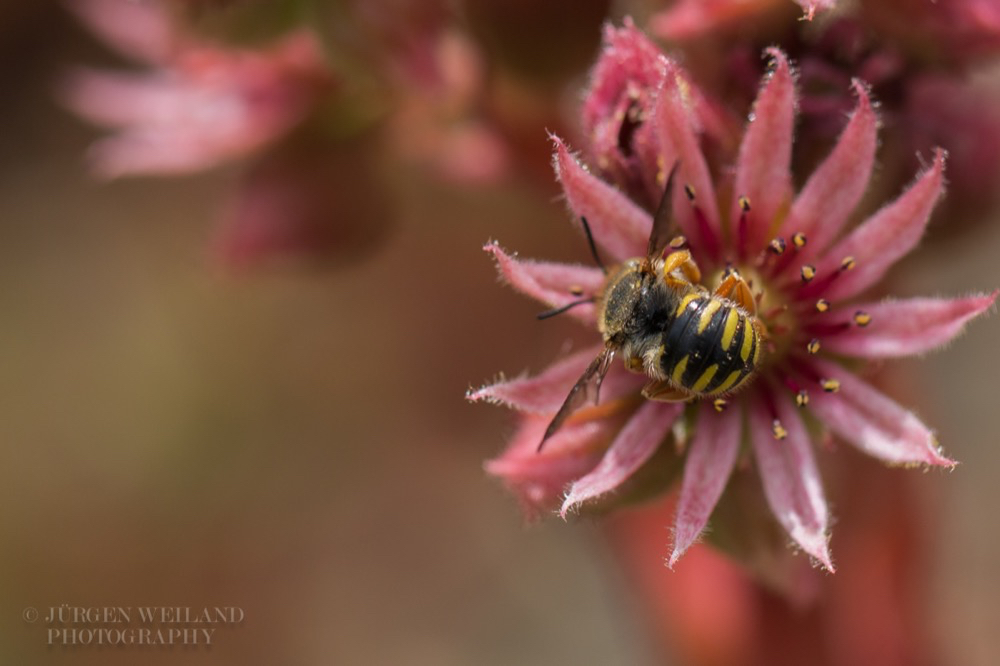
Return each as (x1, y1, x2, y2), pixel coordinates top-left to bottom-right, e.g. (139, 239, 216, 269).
(658, 294, 762, 396)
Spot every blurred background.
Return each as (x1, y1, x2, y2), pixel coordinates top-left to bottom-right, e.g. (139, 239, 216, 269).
(2, 1, 1000, 664)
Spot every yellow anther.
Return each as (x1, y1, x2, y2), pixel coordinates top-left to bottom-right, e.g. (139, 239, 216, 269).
(821, 378, 841, 393)
(772, 419, 788, 440)
(807, 339, 821, 354)
(853, 311, 872, 327)
(800, 265, 816, 283)
(792, 232, 807, 249)
(795, 390, 810, 407)
(840, 256, 856, 271)
(815, 299, 830, 312)
(713, 398, 728, 413)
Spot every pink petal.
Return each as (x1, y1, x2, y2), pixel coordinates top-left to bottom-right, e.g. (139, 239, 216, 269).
(561, 401, 683, 516)
(811, 149, 946, 302)
(731, 48, 795, 252)
(796, 0, 837, 20)
(484, 242, 605, 324)
(651, 0, 786, 40)
(582, 19, 663, 133)
(552, 137, 652, 261)
(486, 414, 614, 519)
(778, 81, 877, 258)
(750, 392, 834, 572)
(581, 18, 666, 200)
(653, 62, 723, 258)
(60, 69, 184, 129)
(467, 345, 645, 413)
(67, 0, 176, 64)
(807, 358, 956, 467)
(821, 292, 997, 358)
(86, 131, 245, 178)
(669, 401, 743, 568)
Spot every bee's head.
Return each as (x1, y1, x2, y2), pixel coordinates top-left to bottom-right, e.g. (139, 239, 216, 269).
(597, 258, 651, 343)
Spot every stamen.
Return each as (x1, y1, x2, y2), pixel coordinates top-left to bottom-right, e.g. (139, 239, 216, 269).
(769, 237, 787, 255)
(799, 259, 853, 296)
(800, 265, 817, 283)
(820, 378, 841, 393)
(853, 311, 872, 327)
(737, 195, 751, 260)
(806, 339, 821, 354)
(791, 232, 807, 249)
(772, 419, 788, 440)
(569, 285, 584, 296)
(713, 398, 728, 413)
(795, 389, 810, 407)
(683, 184, 721, 261)
(815, 298, 830, 312)
(669, 235, 687, 250)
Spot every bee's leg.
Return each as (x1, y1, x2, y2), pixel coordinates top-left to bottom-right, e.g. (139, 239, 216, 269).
(662, 250, 701, 287)
(714, 271, 757, 315)
(642, 379, 692, 402)
(624, 355, 645, 373)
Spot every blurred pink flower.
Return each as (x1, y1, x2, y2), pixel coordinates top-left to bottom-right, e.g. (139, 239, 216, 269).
(650, 2, 1000, 227)
(62, 0, 332, 178)
(861, 0, 1000, 65)
(386, 29, 511, 185)
(470, 31, 996, 571)
(211, 139, 390, 271)
(652, 0, 832, 38)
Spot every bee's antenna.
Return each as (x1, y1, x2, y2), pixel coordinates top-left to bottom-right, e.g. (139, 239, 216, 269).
(647, 162, 680, 260)
(536, 298, 595, 320)
(580, 216, 607, 275)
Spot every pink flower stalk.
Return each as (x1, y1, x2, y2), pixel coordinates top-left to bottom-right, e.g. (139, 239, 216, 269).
(62, 0, 332, 178)
(469, 26, 996, 572)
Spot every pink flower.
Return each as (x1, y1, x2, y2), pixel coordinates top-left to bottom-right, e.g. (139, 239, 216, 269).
(211, 139, 390, 271)
(469, 28, 996, 572)
(61, 0, 332, 178)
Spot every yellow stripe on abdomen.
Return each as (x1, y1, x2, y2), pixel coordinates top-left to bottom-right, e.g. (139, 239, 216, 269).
(675, 293, 699, 318)
(697, 300, 723, 334)
(714, 369, 744, 394)
(691, 364, 719, 393)
(720, 309, 740, 351)
(740, 321, 755, 362)
(671, 355, 689, 384)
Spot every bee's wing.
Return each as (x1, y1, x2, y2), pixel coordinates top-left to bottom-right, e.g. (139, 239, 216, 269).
(646, 162, 680, 260)
(538, 346, 616, 451)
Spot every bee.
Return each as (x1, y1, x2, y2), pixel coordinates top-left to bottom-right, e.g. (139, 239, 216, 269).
(539, 170, 766, 448)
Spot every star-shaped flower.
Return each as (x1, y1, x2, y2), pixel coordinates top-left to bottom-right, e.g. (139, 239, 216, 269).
(469, 24, 995, 572)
